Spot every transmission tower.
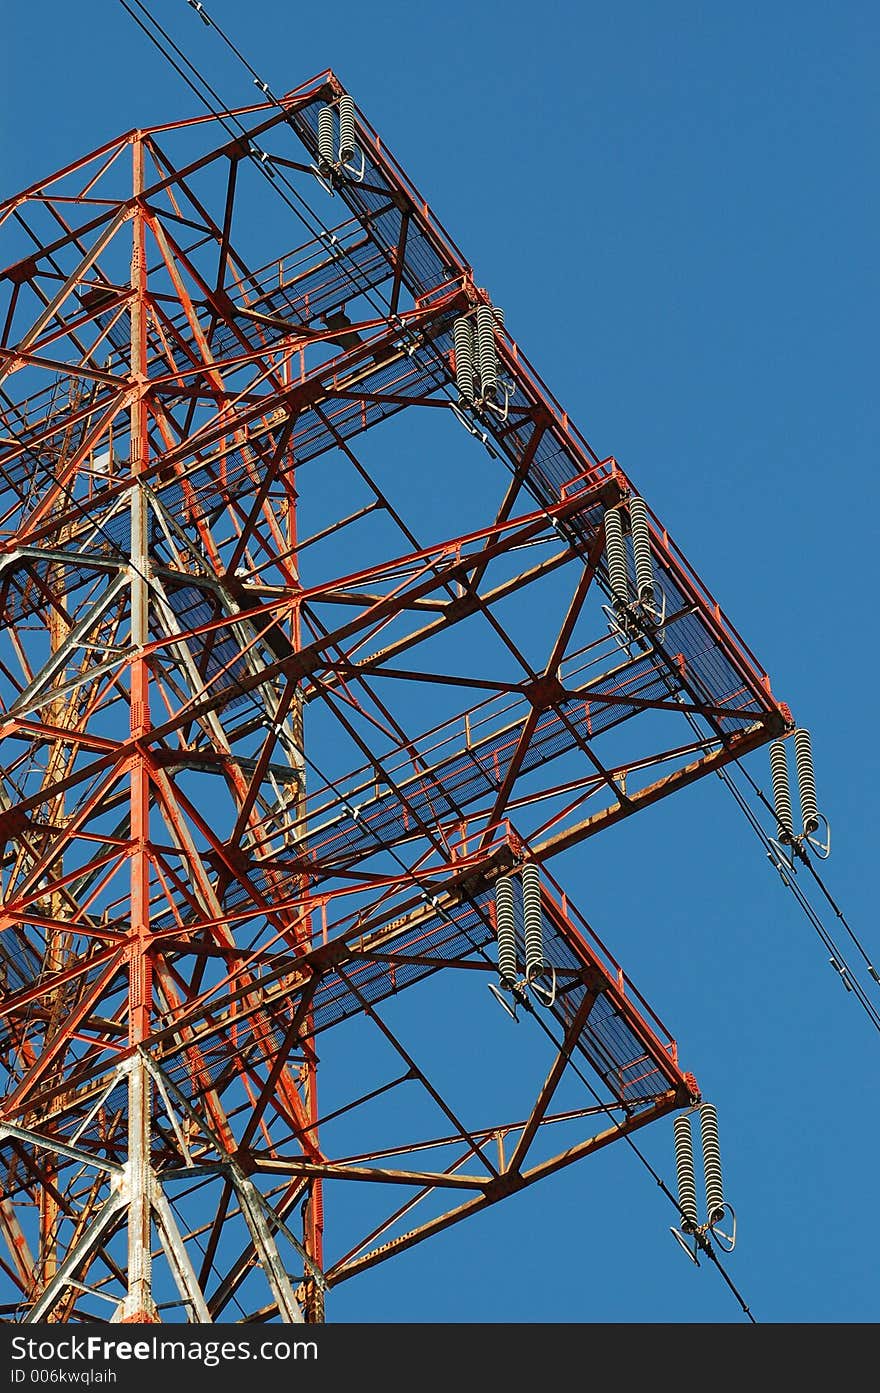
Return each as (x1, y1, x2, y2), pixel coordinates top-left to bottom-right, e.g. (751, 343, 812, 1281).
(0, 72, 789, 1322)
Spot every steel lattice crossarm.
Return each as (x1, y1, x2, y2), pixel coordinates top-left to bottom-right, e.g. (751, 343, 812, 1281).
(0, 71, 790, 1323)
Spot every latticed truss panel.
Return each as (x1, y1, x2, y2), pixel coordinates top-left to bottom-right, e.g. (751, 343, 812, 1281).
(0, 72, 787, 1322)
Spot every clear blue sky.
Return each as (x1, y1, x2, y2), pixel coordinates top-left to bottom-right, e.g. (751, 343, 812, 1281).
(2, 1, 878, 1324)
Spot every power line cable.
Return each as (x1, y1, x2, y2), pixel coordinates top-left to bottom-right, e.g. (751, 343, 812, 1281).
(733, 755, 878, 979)
(653, 675, 880, 1033)
(521, 998, 757, 1322)
(124, 0, 478, 422)
(293, 741, 758, 1320)
(711, 758, 880, 1031)
(120, 0, 407, 326)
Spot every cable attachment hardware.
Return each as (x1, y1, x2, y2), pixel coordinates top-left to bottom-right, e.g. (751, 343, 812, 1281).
(452, 304, 511, 419)
(487, 981, 521, 1021)
(669, 1104, 737, 1261)
(482, 305, 514, 421)
(253, 77, 279, 104)
(601, 500, 664, 654)
(247, 143, 277, 178)
(337, 93, 365, 181)
(766, 839, 796, 886)
(700, 1103, 725, 1226)
(794, 727, 830, 857)
(829, 956, 853, 992)
(317, 106, 335, 171)
(453, 317, 475, 407)
(449, 402, 499, 458)
(603, 503, 629, 623)
(186, 0, 212, 25)
(769, 737, 795, 844)
(627, 495, 665, 637)
(312, 96, 365, 187)
(768, 730, 830, 860)
(494, 875, 517, 991)
(673, 1114, 699, 1234)
(521, 862, 544, 983)
(492, 864, 555, 1009)
(475, 304, 498, 404)
(522, 861, 557, 1006)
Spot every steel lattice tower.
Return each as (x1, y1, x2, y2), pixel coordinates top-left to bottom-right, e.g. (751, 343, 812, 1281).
(0, 73, 790, 1322)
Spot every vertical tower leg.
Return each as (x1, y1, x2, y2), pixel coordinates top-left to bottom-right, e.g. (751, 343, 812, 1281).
(282, 359, 324, 1324)
(123, 133, 157, 1323)
(301, 1059, 324, 1323)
